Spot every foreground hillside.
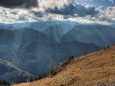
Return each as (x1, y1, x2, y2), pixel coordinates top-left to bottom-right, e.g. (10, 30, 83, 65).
(14, 46, 115, 86)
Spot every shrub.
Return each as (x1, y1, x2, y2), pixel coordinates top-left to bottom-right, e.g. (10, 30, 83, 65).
(69, 56, 74, 60)
(0, 80, 10, 86)
(50, 67, 57, 77)
(29, 74, 47, 82)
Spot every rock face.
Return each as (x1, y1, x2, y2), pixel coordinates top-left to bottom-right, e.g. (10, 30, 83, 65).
(0, 59, 33, 83)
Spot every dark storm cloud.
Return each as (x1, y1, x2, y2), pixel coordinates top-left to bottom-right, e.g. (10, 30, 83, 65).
(0, 0, 38, 8)
(45, 3, 99, 17)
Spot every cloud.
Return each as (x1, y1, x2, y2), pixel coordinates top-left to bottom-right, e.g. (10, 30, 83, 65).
(36, 0, 115, 22)
(37, 0, 99, 17)
(0, 0, 38, 8)
(104, 7, 115, 19)
(96, 6, 115, 22)
(0, 0, 114, 23)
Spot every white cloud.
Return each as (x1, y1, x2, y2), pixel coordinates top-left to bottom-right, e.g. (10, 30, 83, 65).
(37, 0, 99, 17)
(38, 0, 69, 10)
(30, 0, 115, 24)
(97, 6, 115, 22)
(0, 0, 115, 24)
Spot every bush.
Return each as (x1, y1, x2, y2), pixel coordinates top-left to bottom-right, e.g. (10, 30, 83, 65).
(0, 80, 10, 86)
(69, 56, 74, 61)
(50, 67, 57, 77)
(29, 74, 47, 82)
(35, 74, 47, 80)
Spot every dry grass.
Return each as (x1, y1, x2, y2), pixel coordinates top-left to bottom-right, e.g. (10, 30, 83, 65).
(13, 46, 115, 86)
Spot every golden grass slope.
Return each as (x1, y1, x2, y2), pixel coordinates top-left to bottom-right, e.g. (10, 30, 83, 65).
(14, 46, 115, 86)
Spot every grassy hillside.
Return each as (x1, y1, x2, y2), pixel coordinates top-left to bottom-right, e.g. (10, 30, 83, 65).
(14, 46, 115, 86)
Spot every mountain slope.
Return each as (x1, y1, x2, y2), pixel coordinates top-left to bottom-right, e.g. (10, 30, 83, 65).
(0, 28, 100, 75)
(14, 45, 115, 86)
(0, 16, 115, 79)
(0, 59, 33, 83)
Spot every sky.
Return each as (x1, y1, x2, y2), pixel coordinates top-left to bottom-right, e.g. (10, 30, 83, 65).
(76, 0, 115, 7)
(0, 0, 115, 24)
(0, 0, 115, 8)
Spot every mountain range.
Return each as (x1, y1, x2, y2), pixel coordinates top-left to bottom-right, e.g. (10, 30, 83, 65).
(0, 21, 115, 83)
(13, 45, 115, 86)
(0, 3, 115, 83)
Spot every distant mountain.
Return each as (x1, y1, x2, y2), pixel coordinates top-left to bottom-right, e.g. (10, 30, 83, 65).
(0, 3, 115, 84)
(0, 59, 33, 83)
(13, 45, 115, 86)
(61, 24, 115, 47)
(0, 29, 15, 46)
(0, 23, 115, 76)
(43, 25, 64, 42)
(0, 27, 101, 75)
(18, 41, 99, 75)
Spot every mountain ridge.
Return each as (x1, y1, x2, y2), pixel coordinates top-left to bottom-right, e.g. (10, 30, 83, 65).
(13, 45, 115, 86)
(0, 24, 115, 82)
(0, 59, 34, 83)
